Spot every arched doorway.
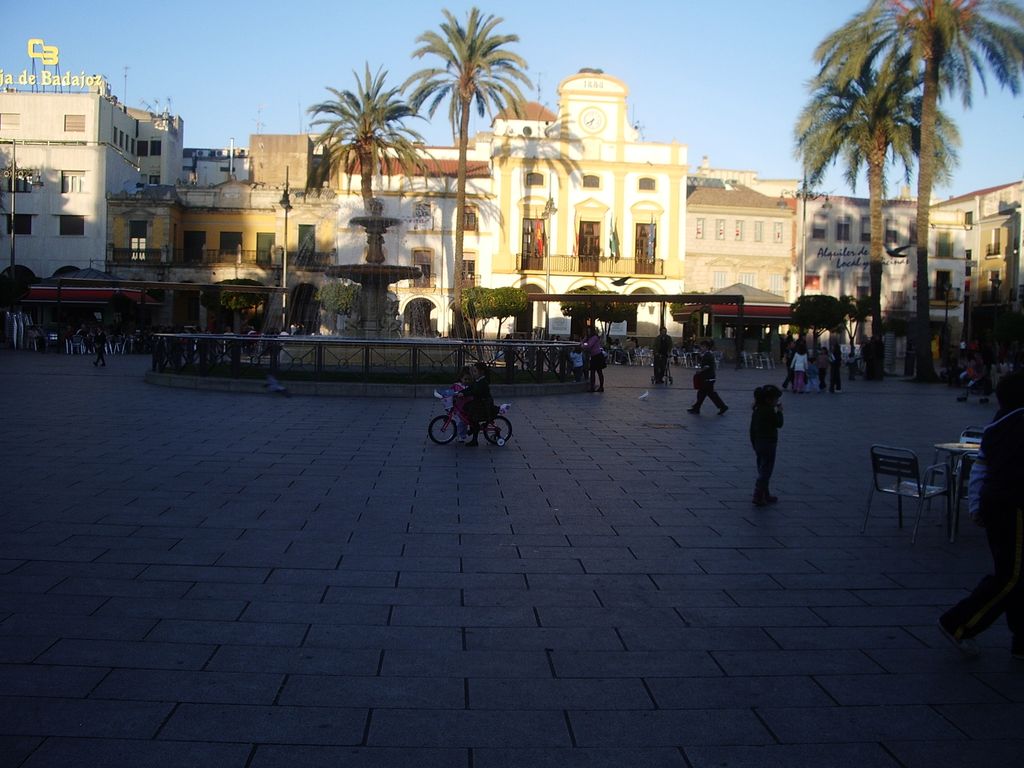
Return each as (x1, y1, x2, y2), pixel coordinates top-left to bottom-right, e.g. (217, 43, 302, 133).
(404, 298, 437, 337)
(289, 282, 320, 334)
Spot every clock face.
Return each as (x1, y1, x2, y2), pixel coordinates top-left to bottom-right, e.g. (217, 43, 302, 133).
(580, 107, 606, 133)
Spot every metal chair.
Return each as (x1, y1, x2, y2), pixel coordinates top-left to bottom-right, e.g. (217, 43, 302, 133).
(864, 445, 950, 544)
(959, 426, 984, 445)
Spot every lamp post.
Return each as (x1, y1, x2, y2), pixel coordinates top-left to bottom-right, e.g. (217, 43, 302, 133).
(991, 273, 1002, 328)
(279, 167, 292, 332)
(778, 177, 830, 298)
(2, 139, 44, 312)
(541, 195, 556, 337)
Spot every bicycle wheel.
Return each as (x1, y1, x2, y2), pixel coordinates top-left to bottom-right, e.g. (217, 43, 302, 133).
(428, 414, 458, 444)
(483, 416, 513, 446)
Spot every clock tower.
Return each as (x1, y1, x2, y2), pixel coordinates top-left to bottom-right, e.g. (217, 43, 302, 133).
(557, 69, 629, 141)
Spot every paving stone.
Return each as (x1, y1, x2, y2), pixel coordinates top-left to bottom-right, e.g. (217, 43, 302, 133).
(765, 626, 923, 650)
(815, 672, 1007, 705)
(279, 674, 464, 709)
(20, 737, 250, 768)
(205, 644, 380, 675)
(684, 743, 901, 768)
(160, 702, 367, 745)
(0, 736, 43, 768)
(473, 748, 685, 767)
(146, 618, 308, 646)
(250, 745, 468, 768)
(92, 668, 284, 704)
(382, 650, 551, 678)
(646, 675, 833, 709)
(0, 614, 157, 641)
(883, 739, 1024, 768)
(0, 696, 172, 738)
(468, 677, 654, 710)
(305, 625, 462, 652)
(568, 709, 773, 746)
(757, 704, 967, 743)
(0, 663, 109, 697)
(37, 638, 215, 670)
(934, 702, 1024, 740)
(464, 627, 624, 651)
(550, 650, 720, 678)
(368, 709, 571, 747)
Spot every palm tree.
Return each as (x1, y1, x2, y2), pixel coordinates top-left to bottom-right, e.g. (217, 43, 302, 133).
(308, 64, 426, 213)
(405, 8, 531, 337)
(815, 0, 1024, 381)
(796, 59, 959, 343)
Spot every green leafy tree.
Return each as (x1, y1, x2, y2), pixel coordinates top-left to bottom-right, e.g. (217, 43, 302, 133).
(488, 287, 528, 338)
(815, 0, 1024, 381)
(559, 287, 634, 337)
(791, 294, 846, 345)
(308, 64, 426, 212)
(839, 294, 872, 344)
(797, 58, 958, 345)
(406, 8, 531, 337)
(316, 281, 361, 332)
(201, 279, 266, 332)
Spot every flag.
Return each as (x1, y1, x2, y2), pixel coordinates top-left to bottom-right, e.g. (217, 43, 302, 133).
(534, 218, 545, 258)
(609, 218, 620, 259)
(647, 219, 656, 258)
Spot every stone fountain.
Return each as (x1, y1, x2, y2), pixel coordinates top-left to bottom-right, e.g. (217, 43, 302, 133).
(326, 201, 420, 338)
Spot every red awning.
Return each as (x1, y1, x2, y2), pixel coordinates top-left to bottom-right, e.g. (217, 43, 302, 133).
(20, 286, 160, 305)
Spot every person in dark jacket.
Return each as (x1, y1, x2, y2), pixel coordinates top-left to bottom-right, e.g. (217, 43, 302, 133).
(652, 326, 672, 384)
(687, 340, 728, 415)
(939, 370, 1024, 659)
(459, 361, 493, 447)
(828, 340, 843, 393)
(749, 384, 783, 506)
(92, 326, 107, 367)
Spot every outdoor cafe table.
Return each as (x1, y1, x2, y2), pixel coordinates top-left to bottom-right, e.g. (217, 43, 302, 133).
(933, 441, 981, 542)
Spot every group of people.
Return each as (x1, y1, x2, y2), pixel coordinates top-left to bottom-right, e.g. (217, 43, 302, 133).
(781, 338, 844, 394)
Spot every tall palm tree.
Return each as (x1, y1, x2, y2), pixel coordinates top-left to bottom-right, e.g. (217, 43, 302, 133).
(815, 0, 1024, 381)
(796, 59, 958, 343)
(405, 8, 531, 337)
(308, 64, 426, 214)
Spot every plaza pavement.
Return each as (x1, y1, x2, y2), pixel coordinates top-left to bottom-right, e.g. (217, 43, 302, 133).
(0, 348, 1020, 768)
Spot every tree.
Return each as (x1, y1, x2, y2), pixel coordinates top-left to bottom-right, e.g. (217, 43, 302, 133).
(406, 8, 531, 338)
(797, 57, 958, 348)
(308, 64, 426, 213)
(201, 279, 266, 332)
(791, 294, 846, 345)
(316, 281, 361, 332)
(839, 294, 872, 344)
(815, 0, 1024, 382)
(559, 287, 634, 337)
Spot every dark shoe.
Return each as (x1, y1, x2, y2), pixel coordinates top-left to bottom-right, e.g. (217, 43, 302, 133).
(938, 618, 979, 657)
(1012, 636, 1024, 661)
(752, 489, 767, 507)
(718, 406, 729, 416)
(596, 387, 604, 392)
(765, 494, 778, 504)
(686, 407, 700, 414)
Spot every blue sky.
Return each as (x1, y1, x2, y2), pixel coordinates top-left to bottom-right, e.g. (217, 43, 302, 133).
(6, 0, 1023, 198)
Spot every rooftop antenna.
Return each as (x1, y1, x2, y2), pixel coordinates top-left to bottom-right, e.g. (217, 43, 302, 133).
(123, 65, 129, 106)
(254, 104, 266, 135)
(630, 106, 646, 141)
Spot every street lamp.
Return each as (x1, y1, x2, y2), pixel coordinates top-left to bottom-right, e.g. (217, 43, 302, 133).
(279, 167, 292, 331)
(777, 177, 830, 298)
(991, 273, 1002, 326)
(541, 195, 556, 337)
(2, 139, 44, 312)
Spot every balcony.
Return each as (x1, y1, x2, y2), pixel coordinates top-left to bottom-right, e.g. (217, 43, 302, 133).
(515, 253, 664, 277)
(985, 243, 1002, 257)
(107, 249, 334, 270)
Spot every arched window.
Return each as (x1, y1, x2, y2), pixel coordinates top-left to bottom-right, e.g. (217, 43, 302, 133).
(582, 174, 600, 189)
(525, 172, 544, 187)
(638, 177, 656, 191)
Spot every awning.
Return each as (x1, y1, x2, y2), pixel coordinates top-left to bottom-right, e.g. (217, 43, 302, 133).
(20, 286, 161, 305)
(673, 303, 791, 321)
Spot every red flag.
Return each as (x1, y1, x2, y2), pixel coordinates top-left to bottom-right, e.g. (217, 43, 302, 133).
(535, 219, 544, 258)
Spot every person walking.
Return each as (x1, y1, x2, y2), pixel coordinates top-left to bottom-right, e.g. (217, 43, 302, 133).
(581, 325, 606, 392)
(749, 384, 783, 506)
(92, 326, 107, 367)
(790, 340, 808, 394)
(687, 340, 728, 415)
(828, 340, 843, 393)
(939, 370, 1024, 660)
(781, 339, 796, 390)
(815, 346, 829, 393)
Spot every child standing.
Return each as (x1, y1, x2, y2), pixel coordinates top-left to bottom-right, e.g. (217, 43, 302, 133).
(750, 385, 784, 506)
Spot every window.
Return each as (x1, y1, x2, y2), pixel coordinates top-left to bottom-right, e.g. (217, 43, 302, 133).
(5, 214, 32, 236)
(754, 221, 763, 242)
(695, 218, 704, 239)
(463, 206, 478, 232)
(220, 231, 243, 258)
(64, 114, 86, 132)
(638, 177, 655, 191)
(908, 220, 917, 244)
(582, 174, 600, 189)
(935, 270, 952, 300)
(884, 217, 898, 244)
(769, 274, 784, 295)
(964, 211, 973, 227)
(462, 252, 476, 285)
(521, 217, 546, 267)
(936, 231, 953, 259)
(578, 220, 601, 270)
(986, 230, 1001, 257)
(0, 113, 20, 128)
(889, 290, 906, 309)
(148, 175, 160, 185)
(739, 272, 756, 287)
(59, 215, 85, 236)
(713, 271, 727, 290)
(525, 171, 543, 187)
(773, 222, 783, 243)
(836, 216, 851, 242)
(734, 220, 744, 241)
(635, 222, 656, 261)
(860, 215, 871, 243)
(150, 140, 162, 156)
(297, 224, 315, 259)
(137, 140, 149, 157)
(811, 215, 827, 239)
(413, 248, 432, 287)
(61, 171, 85, 194)
(129, 220, 147, 260)
(715, 219, 725, 240)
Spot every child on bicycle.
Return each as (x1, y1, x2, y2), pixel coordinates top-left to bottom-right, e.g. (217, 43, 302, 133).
(458, 361, 493, 447)
(441, 366, 473, 441)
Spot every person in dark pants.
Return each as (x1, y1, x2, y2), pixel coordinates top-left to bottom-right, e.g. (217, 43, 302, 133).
(939, 371, 1024, 660)
(93, 326, 107, 367)
(652, 326, 672, 384)
(828, 340, 843, 393)
(750, 384, 783, 506)
(781, 340, 795, 390)
(687, 340, 728, 415)
(459, 361, 493, 447)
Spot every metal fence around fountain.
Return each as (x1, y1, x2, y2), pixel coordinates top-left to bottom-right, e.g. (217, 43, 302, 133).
(151, 334, 576, 385)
